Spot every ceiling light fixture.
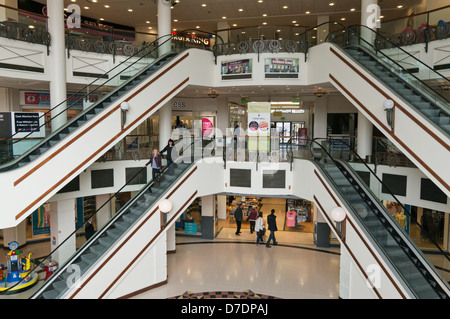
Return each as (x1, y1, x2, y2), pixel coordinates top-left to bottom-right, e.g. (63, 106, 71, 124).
(314, 89, 327, 97)
(208, 90, 219, 98)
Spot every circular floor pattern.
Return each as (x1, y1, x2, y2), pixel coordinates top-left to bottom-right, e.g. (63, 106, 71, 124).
(169, 289, 281, 299)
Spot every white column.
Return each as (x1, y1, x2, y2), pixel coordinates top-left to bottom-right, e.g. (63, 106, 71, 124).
(50, 199, 76, 264)
(357, 111, 373, 160)
(217, 195, 227, 220)
(47, 0, 68, 132)
(361, 0, 379, 45)
(158, 0, 172, 57)
(2, 219, 27, 248)
(317, 15, 329, 44)
(216, 21, 229, 46)
(159, 102, 172, 151)
(313, 95, 328, 139)
(95, 194, 111, 230)
(166, 225, 176, 252)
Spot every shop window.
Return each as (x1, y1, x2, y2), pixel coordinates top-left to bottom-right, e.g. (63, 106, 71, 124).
(125, 167, 147, 185)
(91, 169, 114, 189)
(230, 169, 251, 188)
(262, 170, 286, 188)
(381, 173, 407, 196)
(420, 178, 447, 204)
(57, 175, 80, 194)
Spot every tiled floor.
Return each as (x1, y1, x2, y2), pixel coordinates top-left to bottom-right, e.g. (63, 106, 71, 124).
(131, 229, 341, 299)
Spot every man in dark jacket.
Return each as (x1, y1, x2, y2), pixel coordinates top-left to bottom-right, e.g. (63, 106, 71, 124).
(266, 209, 278, 248)
(234, 203, 243, 235)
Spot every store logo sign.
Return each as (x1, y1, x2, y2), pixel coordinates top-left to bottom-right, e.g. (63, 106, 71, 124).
(67, 4, 81, 29)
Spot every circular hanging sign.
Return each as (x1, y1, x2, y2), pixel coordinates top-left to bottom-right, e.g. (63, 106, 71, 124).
(260, 121, 269, 131)
(248, 121, 259, 131)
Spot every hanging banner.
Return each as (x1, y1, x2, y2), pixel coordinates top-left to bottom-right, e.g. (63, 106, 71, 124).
(298, 128, 307, 146)
(247, 102, 271, 152)
(32, 203, 51, 236)
(202, 117, 214, 138)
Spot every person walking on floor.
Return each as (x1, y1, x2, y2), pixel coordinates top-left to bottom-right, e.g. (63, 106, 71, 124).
(255, 212, 265, 245)
(234, 203, 243, 235)
(266, 209, 278, 248)
(248, 206, 258, 234)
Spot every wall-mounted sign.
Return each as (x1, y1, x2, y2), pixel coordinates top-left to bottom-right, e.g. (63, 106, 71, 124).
(202, 117, 214, 138)
(172, 33, 211, 47)
(248, 102, 271, 152)
(264, 58, 299, 78)
(21, 91, 99, 109)
(221, 59, 252, 80)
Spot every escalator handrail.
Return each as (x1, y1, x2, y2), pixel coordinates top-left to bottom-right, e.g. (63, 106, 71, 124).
(323, 137, 450, 263)
(0, 29, 218, 147)
(29, 139, 196, 298)
(326, 23, 450, 107)
(310, 138, 450, 297)
(2, 139, 193, 295)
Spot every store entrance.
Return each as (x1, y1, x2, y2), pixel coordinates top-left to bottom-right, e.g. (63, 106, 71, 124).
(218, 195, 315, 245)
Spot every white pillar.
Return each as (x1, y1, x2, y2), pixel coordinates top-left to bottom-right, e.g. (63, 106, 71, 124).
(95, 194, 111, 230)
(2, 219, 27, 248)
(159, 102, 172, 151)
(217, 21, 229, 45)
(361, 0, 379, 45)
(158, 0, 172, 57)
(49, 199, 76, 265)
(313, 95, 328, 139)
(166, 225, 176, 252)
(357, 110, 373, 160)
(47, 0, 68, 132)
(217, 195, 227, 220)
(317, 16, 329, 44)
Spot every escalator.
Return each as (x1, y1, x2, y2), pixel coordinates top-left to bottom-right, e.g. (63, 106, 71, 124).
(309, 138, 450, 299)
(6, 139, 200, 299)
(322, 24, 450, 197)
(0, 32, 218, 229)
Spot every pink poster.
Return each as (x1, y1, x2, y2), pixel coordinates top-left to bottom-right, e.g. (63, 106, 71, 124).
(298, 128, 307, 146)
(202, 117, 214, 137)
(286, 210, 296, 227)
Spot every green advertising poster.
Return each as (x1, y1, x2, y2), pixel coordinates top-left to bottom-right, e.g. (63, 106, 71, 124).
(247, 102, 271, 152)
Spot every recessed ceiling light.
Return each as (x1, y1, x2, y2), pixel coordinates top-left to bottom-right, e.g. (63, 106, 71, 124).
(283, 6, 288, 9)
(305, 11, 310, 14)
(128, 9, 133, 12)
(100, 18, 104, 21)
(292, 21, 297, 23)
(196, 26, 200, 28)
(380, 15, 384, 18)
(104, 5, 110, 8)
(258, 0, 263, 3)
(233, 24, 237, 27)
(397, 5, 403, 8)
(84, 6, 89, 9)
(202, 4, 206, 7)
(222, 16, 227, 19)
(146, 21, 150, 23)
(329, 3, 335, 6)
(238, 8, 243, 12)
(263, 13, 267, 16)
(263, 22, 267, 25)
(174, 19, 178, 22)
(350, 8, 355, 11)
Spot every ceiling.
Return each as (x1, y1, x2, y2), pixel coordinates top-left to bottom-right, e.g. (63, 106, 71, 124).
(32, 0, 422, 32)
(5, 0, 426, 103)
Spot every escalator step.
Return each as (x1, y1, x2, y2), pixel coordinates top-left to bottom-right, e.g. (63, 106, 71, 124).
(53, 280, 68, 293)
(81, 252, 97, 264)
(115, 220, 130, 232)
(90, 244, 108, 257)
(42, 289, 60, 299)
